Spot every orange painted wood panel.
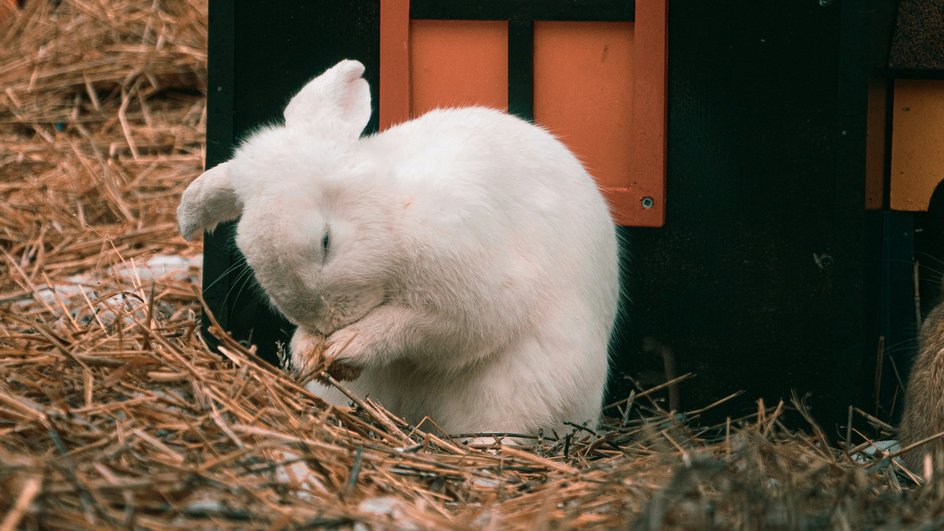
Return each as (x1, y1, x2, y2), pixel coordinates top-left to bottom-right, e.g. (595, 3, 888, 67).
(409, 20, 508, 117)
(533, 21, 635, 203)
(891, 80, 944, 211)
(379, 0, 411, 129)
(378, 1, 667, 226)
(627, 0, 667, 227)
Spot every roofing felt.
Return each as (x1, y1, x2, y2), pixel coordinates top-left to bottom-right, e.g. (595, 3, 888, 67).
(889, 0, 944, 72)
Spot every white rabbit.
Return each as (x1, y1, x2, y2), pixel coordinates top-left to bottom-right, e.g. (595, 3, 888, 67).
(178, 59, 620, 438)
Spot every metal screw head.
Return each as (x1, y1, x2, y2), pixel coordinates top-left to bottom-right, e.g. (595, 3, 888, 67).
(641, 196, 655, 209)
(813, 252, 834, 271)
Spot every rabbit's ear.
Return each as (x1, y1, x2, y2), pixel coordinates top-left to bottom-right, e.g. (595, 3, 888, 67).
(283, 59, 371, 139)
(177, 162, 243, 240)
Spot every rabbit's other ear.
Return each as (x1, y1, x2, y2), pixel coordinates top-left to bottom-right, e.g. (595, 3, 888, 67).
(177, 162, 242, 240)
(283, 59, 371, 139)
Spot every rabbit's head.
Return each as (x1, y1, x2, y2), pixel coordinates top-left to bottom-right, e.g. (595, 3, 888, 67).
(177, 60, 395, 334)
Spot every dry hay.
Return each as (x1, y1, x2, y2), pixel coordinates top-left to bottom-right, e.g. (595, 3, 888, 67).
(2, 1, 944, 529)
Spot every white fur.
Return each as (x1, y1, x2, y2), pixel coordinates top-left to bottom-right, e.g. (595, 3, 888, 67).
(177, 60, 621, 437)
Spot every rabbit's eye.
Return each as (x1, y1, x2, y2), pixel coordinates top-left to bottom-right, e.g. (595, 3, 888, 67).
(321, 230, 330, 256)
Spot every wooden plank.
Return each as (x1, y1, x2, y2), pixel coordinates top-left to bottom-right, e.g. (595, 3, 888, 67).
(891, 80, 944, 211)
(380, 0, 411, 129)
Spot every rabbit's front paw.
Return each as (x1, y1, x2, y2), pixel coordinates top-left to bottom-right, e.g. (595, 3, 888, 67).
(290, 327, 326, 375)
(323, 327, 365, 381)
(291, 327, 360, 382)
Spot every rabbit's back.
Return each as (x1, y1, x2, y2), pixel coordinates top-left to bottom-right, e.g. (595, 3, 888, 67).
(367, 107, 617, 333)
(355, 107, 620, 432)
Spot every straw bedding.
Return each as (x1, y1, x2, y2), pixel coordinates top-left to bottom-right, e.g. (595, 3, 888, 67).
(1, 1, 943, 528)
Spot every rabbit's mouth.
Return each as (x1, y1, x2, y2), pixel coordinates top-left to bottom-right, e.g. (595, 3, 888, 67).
(309, 317, 344, 336)
(303, 291, 385, 336)
(312, 306, 380, 336)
